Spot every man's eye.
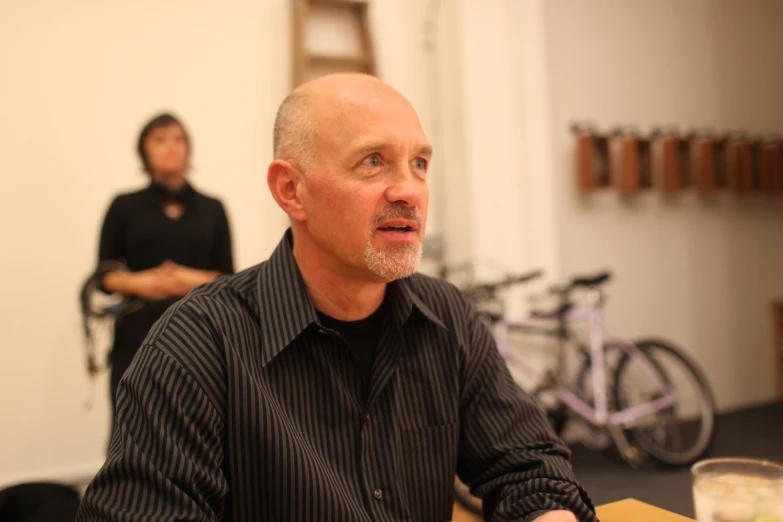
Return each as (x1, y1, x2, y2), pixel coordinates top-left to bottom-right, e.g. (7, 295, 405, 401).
(363, 155, 381, 167)
(413, 158, 427, 170)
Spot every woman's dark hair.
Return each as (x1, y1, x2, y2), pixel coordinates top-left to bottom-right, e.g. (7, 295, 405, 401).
(136, 113, 191, 175)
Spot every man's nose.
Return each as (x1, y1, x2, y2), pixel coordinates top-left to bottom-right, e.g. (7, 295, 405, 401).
(384, 163, 427, 207)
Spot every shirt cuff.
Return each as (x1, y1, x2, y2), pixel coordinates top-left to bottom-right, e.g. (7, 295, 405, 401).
(95, 260, 128, 293)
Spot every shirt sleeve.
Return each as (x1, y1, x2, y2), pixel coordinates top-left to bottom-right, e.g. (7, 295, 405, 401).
(95, 196, 131, 292)
(457, 308, 598, 522)
(76, 339, 228, 521)
(98, 196, 126, 264)
(209, 200, 235, 275)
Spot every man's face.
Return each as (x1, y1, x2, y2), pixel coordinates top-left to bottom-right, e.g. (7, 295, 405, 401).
(300, 89, 431, 283)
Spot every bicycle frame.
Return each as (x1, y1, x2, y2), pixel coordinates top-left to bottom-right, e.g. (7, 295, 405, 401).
(493, 303, 678, 429)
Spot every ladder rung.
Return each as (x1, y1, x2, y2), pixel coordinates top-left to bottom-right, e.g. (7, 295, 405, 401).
(308, 54, 370, 69)
(309, 0, 366, 7)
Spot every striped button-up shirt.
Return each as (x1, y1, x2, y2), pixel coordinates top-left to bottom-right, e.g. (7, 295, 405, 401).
(77, 230, 597, 522)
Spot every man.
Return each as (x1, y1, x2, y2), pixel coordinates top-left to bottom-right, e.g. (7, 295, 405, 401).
(77, 74, 597, 522)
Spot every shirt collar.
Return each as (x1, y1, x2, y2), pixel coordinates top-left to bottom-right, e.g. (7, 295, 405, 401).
(148, 180, 195, 202)
(256, 229, 447, 367)
(388, 276, 448, 331)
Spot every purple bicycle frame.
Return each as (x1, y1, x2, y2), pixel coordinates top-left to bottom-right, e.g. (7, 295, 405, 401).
(494, 305, 677, 428)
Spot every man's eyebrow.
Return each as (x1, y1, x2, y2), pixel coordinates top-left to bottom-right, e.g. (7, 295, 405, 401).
(351, 140, 391, 156)
(350, 140, 433, 157)
(417, 144, 433, 157)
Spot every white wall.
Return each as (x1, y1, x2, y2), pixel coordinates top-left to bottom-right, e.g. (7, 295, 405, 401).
(439, 0, 559, 315)
(441, 0, 783, 411)
(0, 0, 436, 486)
(0, 0, 290, 487)
(542, 0, 783, 410)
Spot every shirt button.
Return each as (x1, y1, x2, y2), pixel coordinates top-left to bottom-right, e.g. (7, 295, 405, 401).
(373, 489, 383, 500)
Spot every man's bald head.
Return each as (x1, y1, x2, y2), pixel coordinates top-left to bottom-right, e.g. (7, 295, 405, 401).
(273, 89, 315, 170)
(272, 73, 415, 172)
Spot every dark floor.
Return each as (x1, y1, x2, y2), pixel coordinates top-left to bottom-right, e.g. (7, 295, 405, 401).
(570, 400, 783, 518)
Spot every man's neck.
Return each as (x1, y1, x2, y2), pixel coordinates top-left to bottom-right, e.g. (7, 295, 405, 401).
(292, 233, 386, 321)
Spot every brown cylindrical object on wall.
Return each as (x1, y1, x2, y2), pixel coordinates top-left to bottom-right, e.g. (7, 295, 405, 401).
(713, 137, 728, 188)
(576, 133, 611, 192)
(661, 135, 690, 193)
(735, 140, 755, 192)
(577, 134, 594, 193)
(695, 138, 715, 192)
(620, 136, 652, 193)
(760, 142, 783, 193)
(662, 137, 679, 192)
(638, 138, 652, 189)
(725, 140, 740, 189)
(620, 137, 639, 193)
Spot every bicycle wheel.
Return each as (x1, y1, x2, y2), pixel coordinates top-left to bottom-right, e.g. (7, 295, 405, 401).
(453, 477, 482, 516)
(613, 338, 715, 466)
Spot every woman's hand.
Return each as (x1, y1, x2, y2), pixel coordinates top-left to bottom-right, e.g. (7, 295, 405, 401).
(103, 265, 172, 300)
(160, 261, 220, 297)
(132, 264, 179, 300)
(102, 261, 221, 300)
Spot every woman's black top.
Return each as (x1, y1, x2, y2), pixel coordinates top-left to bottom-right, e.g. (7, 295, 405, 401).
(98, 181, 234, 340)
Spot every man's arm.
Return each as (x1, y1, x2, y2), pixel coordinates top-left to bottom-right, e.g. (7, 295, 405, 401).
(77, 344, 228, 521)
(457, 308, 598, 522)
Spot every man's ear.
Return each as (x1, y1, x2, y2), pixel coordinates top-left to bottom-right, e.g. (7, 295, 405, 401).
(267, 159, 307, 222)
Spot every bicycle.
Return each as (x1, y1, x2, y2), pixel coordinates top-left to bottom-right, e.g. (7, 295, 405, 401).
(444, 265, 716, 515)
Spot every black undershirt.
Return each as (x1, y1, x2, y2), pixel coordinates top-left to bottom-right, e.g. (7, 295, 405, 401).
(316, 298, 389, 403)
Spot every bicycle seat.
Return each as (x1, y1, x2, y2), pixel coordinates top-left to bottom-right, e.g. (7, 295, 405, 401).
(570, 272, 611, 288)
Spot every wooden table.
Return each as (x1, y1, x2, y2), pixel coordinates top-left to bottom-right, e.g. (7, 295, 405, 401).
(596, 498, 694, 521)
(451, 497, 694, 521)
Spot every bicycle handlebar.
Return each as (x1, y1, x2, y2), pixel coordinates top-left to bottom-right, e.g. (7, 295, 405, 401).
(462, 270, 544, 306)
(444, 265, 611, 316)
(471, 270, 544, 294)
(569, 271, 612, 289)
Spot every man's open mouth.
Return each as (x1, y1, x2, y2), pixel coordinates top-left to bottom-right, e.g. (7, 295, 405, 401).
(378, 225, 414, 232)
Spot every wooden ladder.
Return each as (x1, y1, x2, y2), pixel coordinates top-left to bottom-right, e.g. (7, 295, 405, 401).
(292, 0, 377, 88)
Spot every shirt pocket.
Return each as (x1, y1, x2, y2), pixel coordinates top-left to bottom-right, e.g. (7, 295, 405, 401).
(400, 423, 459, 520)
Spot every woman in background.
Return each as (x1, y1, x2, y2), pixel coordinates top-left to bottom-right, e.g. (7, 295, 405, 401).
(97, 113, 234, 440)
